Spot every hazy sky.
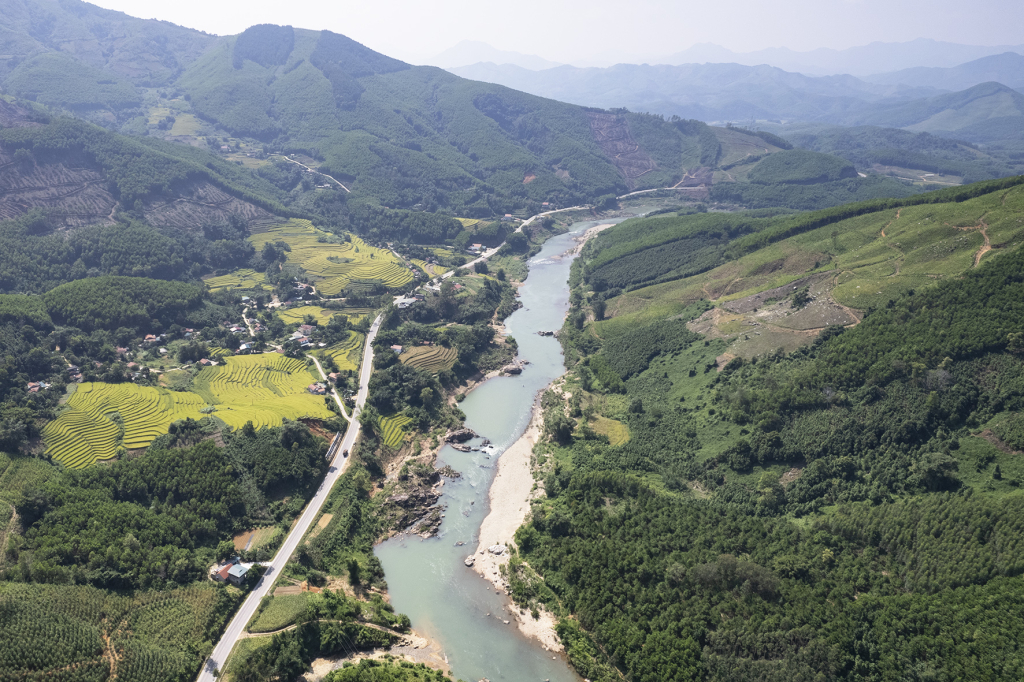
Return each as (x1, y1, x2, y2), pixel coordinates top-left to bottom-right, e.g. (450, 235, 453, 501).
(91, 0, 1024, 65)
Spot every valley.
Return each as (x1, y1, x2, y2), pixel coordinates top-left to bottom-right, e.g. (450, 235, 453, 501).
(0, 2, 1023, 682)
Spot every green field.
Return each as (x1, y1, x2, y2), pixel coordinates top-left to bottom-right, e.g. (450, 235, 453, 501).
(602, 182, 1024, 333)
(398, 345, 458, 373)
(249, 220, 413, 295)
(589, 415, 630, 446)
(277, 305, 373, 325)
(248, 594, 309, 633)
(44, 355, 334, 468)
(314, 331, 365, 372)
(411, 258, 448, 276)
(204, 268, 266, 291)
(380, 414, 413, 448)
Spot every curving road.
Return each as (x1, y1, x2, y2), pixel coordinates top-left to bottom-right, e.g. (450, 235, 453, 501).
(198, 313, 382, 682)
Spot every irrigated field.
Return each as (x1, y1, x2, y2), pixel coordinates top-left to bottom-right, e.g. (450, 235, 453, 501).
(380, 414, 413, 448)
(398, 345, 457, 373)
(314, 331, 364, 372)
(277, 306, 373, 325)
(249, 220, 413, 295)
(204, 268, 266, 291)
(44, 355, 333, 468)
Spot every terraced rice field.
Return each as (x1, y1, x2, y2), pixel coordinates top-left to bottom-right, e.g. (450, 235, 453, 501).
(314, 331, 364, 372)
(398, 345, 458, 373)
(250, 220, 413, 295)
(204, 269, 266, 291)
(44, 355, 334, 468)
(429, 247, 454, 260)
(411, 259, 448, 277)
(191, 355, 333, 430)
(277, 306, 373, 325)
(43, 383, 207, 468)
(380, 414, 413, 448)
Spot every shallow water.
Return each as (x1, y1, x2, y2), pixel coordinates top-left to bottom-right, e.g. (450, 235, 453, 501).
(375, 217, 636, 682)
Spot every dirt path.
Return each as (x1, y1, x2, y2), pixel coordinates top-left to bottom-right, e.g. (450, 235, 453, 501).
(308, 354, 351, 422)
(946, 213, 992, 267)
(241, 619, 404, 640)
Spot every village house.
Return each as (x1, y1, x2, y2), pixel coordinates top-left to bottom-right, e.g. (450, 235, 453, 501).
(298, 324, 316, 334)
(390, 345, 404, 354)
(308, 383, 326, 395)
(199, 358, 213, 366)
(227, 564, 250, 585)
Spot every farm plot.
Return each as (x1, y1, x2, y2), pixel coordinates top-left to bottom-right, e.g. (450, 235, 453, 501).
(44, 355, 333, 468)
(43, 383, 206, 468)
(399, 345, 457, 373)
(277, 306, 372, 325)
(191, 354, 333, 429)
(411, 259, 448, 277)
(249, 220, 413, 295)
(204, 269, 266, 291)
(380, 414, 413, 448)
(314, 331, 365, 372)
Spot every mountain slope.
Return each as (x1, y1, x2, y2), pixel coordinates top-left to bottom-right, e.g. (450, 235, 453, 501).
(867, 52, 1024, 92)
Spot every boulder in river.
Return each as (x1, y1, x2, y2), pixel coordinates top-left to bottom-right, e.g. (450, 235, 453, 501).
(445, 428, 476, 443)
(464, 556, 475, 567)
(502, 363, 523, 375)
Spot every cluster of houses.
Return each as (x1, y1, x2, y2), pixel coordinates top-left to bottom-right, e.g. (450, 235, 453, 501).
(26, 380, 51, 393)
(467, 243, 484, 254)
(307, 382, 327, 395)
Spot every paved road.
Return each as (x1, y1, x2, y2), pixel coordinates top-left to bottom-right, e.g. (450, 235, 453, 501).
(275, 154, 351, 193)
(197, 204, 588, 679)
(439, 205, 590, 280)
(308, 354, 352, 422)
(198, 313, 383, 681)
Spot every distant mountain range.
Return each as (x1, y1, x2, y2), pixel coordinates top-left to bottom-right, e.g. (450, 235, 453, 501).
(866, 52, 1024, 91)
(426, 40, 562, 71)
(662, 38, 1024, 77)
(450, 58, 1024, 146)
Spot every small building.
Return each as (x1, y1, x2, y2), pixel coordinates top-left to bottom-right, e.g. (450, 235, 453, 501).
(213, 564, 232, 582)
(390, 345, 404, 354)
(328, 372, 341, 383)
(227, 564, 250, 585)
(501, 214, 513, 222)
(143, 334, 158, 345)
(26, 382, 39, 393)
(127, 362, 139, 370)
(158, 347, 168, 355)
(199, 358, 213, 366)
(299, 324, 316, 334)
(308, 383, 326, 395)
(241, 296, 250, 303)
(238, 343, 252, 353)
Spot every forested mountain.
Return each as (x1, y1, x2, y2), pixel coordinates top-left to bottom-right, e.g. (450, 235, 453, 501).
(517, 175, 1024, 681)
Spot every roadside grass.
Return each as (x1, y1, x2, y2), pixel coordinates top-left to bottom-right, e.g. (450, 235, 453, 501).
(248, 594, 309, 633)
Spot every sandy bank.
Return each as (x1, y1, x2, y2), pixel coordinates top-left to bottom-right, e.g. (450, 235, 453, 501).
(468, 399, 562, 651)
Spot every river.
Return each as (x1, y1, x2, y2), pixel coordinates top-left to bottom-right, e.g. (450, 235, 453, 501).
(375, 215, 643, 682)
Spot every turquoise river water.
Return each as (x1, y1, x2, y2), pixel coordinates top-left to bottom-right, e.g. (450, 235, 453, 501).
(376, 216, 636, 682)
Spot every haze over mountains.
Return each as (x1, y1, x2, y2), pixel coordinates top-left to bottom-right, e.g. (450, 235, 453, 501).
(449, 51, 1024, 147)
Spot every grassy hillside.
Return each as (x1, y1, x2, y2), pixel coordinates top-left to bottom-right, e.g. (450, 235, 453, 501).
(516, 175, 1024, 681)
